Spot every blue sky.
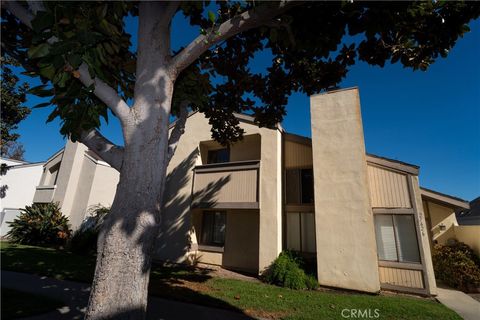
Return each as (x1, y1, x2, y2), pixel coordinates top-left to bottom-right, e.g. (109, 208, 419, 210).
(13, 14, 480, 201)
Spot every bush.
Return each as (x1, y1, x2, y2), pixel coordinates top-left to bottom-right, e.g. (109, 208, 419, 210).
(68, 205, 109, 255)
(432, 242, 480, 292)
(7, 203, 71, 247)
(263, 251, 318, 290)
(305, 274, 319, 290)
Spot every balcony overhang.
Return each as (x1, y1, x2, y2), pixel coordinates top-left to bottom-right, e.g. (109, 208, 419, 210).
(192, 160, 260, 209)
(32, 185, 56, 203)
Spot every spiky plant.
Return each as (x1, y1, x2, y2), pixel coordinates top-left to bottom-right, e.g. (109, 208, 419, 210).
(7, 202, 71, 247)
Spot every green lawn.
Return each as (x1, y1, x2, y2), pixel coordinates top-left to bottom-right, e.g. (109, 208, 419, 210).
(1, 241, 461, 319)
(1, 288, 63, 319)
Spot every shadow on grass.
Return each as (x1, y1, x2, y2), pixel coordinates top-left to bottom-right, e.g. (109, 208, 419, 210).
(149, 264, 254, 317)
(1, 243, 254, 319)
(0, 242, 96, 283)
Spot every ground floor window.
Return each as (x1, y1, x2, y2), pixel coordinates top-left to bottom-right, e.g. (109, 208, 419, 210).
(374, 214, 421, 263)
(201, 211, 226, 246)
(286, 212, 316, 253)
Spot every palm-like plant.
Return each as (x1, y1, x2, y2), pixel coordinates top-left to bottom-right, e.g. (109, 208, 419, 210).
(7, 203, 71, 247)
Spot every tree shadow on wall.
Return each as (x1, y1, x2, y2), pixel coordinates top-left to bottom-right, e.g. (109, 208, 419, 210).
(153, 149, 230, 264)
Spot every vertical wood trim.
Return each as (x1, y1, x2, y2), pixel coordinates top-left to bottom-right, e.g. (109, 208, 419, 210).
(407, 175, 431, 294)
(367, 165, 412, 208)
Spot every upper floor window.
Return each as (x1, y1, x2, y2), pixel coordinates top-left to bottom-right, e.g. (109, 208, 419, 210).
(286, 168, 314, 204)
(374, 214, 421, 263)
(207, 148, 230, 164)
(44, 162, 60, 186)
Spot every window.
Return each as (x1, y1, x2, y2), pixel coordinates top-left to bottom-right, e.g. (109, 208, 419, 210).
(207, 148, 230, 164)
(286, 212, 316, 253)
(374, 214, 421, 263)
(44, 162, 60, 186)
(201, 211, 226, 246)
(286, 168, 314, 204)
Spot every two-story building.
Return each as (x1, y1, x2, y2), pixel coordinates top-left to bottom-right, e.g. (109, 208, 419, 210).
(26, 87, 474, 296)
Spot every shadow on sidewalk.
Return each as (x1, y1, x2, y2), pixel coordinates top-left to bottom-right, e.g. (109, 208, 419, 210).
(1, 270, 255, 320)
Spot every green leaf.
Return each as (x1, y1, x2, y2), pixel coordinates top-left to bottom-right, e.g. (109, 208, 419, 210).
(33, 102, 51, 109)
(208, 10, 216, 24)
(53, 72, 70, 88)
(28, 43, 51, 59)
(28, 85, 53, 97)
(67, 54, 83, 68)
(47, 108, 60, 123)
(31, 11, 54, 32)
(39, 64, 56, 80)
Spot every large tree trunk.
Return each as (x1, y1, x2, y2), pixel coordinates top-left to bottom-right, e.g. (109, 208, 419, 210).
(85, 3, 176, 318)
(85, 138, 168, 319)
(85, 76, 174, 320)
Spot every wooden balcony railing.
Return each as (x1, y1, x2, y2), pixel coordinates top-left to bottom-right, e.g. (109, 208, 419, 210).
(192, 160, 259, 209)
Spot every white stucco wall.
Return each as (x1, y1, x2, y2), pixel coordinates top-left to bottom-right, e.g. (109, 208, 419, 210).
(1, 162, 44, 236)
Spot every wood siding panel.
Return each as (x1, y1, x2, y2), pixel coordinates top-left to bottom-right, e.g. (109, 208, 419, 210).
(367, 165, 412, 208)
(285, 140, 312, 168)
(378, 266, 424, 289)
(193, 169, 258, 203)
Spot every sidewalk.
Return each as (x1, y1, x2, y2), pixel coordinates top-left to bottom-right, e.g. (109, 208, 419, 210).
(1, 271, 254, 320)
(436, 286, 480, 320)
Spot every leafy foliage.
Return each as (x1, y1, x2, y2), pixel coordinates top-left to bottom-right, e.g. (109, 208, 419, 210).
(68, 205, 109, 255)
(1, 1, 479, 144)
(7, 203, 71, 247)
(263, 251, 318, 290)
(433, 242, 480, 292)
(1, 2, 135, 140)
(0, 56, 30, 159)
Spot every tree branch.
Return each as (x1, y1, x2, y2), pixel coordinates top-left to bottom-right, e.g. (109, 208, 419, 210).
(166, 101, 189, 165)
(171, 1, 301, 73)
(77, 64, 131, 123)
(3, 1, 131, 124)
(79, 129, 124, 171)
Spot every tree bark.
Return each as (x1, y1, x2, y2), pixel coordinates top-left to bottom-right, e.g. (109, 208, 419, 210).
(85, 135, 169, 319)
(85, 3, 175, 318)
(85, 91, 173, 319)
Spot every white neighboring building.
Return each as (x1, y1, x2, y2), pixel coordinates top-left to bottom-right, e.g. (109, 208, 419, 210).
(0, 158, 44, 236)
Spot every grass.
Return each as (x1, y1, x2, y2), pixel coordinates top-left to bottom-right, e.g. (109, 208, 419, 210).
(1, 241, 461, 319)
(0, 241, 95, 282)
(1, 288, 63, 319)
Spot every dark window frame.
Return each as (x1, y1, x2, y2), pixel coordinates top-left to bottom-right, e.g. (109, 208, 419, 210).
(200, 211, 226, 247)
(285, 168, 314, 204)
(207, 147, 230, 164)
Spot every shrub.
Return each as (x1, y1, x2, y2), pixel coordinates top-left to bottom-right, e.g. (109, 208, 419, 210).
(7, 203, 71, 247)
(305, 274, 319, 290)
(68, 205, 109, 255)
(432, 242, 480, 292)
(263, 251, 318, 290)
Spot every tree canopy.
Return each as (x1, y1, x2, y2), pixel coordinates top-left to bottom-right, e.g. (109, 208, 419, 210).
(0, 56, 30, 160)
(2, 1, 478, 145)
(2, 2, 480, 318)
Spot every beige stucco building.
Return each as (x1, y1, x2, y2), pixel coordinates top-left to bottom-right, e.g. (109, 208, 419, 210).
(26, 87, 477, 296)
(421, 188, 478, 255)
(31, 141, 119, 229)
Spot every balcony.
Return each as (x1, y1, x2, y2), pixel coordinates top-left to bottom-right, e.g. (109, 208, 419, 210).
(192, 160, 259, 209)
(32, 185, 56, 203)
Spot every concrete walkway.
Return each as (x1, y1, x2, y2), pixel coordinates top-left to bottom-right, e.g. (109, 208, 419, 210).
(436, 287, 480, 320)
(1, 271, 254, 320)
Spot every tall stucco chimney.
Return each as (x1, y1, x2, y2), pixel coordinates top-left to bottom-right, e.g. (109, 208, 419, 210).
(310, 87, 380, 293)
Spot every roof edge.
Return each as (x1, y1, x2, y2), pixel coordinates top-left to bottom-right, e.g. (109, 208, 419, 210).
(168, 110, 283, 132)
(421, 187, 470, 209)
